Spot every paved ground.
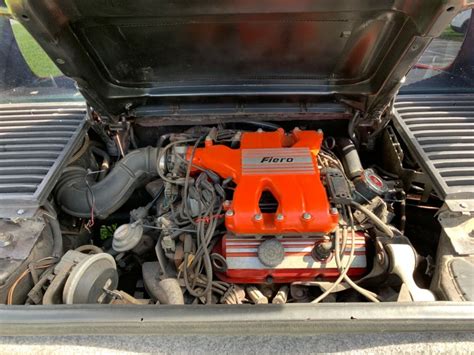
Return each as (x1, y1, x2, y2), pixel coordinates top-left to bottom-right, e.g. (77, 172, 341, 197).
(419, 39, 462, 67)
(405, 38, 462, 85)
(0, 332, 473, 354)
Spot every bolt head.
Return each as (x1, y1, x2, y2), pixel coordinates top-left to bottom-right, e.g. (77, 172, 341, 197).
(225, 209, 234, 217)
(254, 213, 263, 221)
(330, 207, 338, 215)
(16, 209, 25, 215)
(302, 212, 312, 221)
(223, 200, 231, 208)
(276, 213, 284, 221)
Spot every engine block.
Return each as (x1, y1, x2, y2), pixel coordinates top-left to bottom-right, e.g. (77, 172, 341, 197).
(190, 128, 366, 283)
(218, 234, 367, 283)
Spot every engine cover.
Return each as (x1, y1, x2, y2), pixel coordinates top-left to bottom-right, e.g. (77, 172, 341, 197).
(191, 128, 338, 235)
(190, 128, 361, 283)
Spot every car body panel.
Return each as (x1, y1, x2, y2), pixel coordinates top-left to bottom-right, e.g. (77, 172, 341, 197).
(5, 0, 467, 117)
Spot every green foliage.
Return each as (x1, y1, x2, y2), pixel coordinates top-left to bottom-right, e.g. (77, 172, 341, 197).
(440, 27, 465, 42)
(11, 21, 62, 77)
(100, 224, 118, 240)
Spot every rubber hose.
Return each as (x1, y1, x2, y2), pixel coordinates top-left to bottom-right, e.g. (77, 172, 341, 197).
(42, 202, 63, 258)
(55, 147, 159, 219)
(68, 135, 90, 164)
(337, 138, 364, 179)
(48, 216, 63, 258)
(90, 146, 111, 181)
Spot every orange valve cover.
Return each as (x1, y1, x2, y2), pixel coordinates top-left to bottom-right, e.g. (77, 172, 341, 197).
(216, 233, 367, 284)
(189, 128, 338, 235)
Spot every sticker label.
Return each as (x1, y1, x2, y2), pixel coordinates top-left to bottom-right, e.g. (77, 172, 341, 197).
(242, 148, 314, 175)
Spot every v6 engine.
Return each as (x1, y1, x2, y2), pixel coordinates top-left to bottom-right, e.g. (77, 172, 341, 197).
(4, 122, 438, 306)
(185, 128, 367, 284)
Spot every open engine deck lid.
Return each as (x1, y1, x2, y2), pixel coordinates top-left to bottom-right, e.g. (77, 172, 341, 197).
(5, 0, 467, 116)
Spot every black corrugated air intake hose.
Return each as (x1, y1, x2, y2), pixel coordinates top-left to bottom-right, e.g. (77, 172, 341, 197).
(55, 147, 159, 219)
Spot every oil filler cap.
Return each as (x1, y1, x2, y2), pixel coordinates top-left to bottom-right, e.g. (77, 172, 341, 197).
(354, 169, 388, 202)
(258, 239, 285, 267)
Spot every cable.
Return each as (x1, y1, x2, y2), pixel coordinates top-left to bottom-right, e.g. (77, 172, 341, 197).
(319, 142, 394, 238)
(7, 257, 57, 305)
(84, 170, 97, 229)
(156, 138, 197, 184)
(312, 205, 379, 303)
(183, 207, 216, 302)
(144, 225, 197, 233)
(348, 111, 361, 146)
(348, 201, 394, 238)
(311, 225, 356, 303)
(183, 198, 219, 302)
(155, 234, 169, 279)
(398, 190, 407, 235)
(335, 207, 380, 302)
(181, 164, 224, 303)
(182, 135, 206, 226)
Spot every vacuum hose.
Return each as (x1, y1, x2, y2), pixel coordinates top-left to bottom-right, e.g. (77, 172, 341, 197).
(55, 147, 159, 219)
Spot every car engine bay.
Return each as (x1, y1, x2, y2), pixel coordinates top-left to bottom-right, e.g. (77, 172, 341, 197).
(2, 104, 462, 307)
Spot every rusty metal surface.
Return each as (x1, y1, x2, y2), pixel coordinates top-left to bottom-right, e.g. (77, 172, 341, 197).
(0, 218, 45, 260)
